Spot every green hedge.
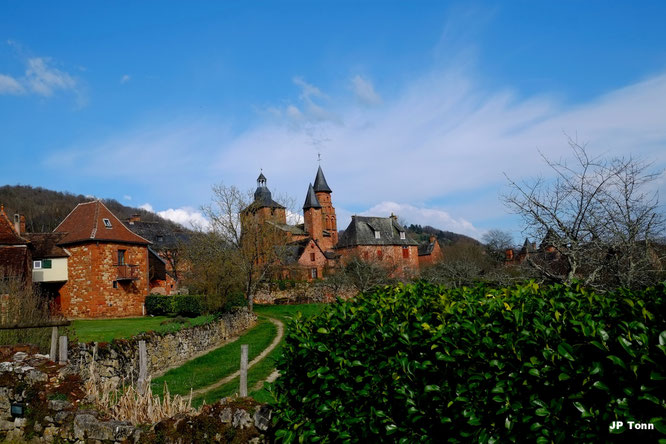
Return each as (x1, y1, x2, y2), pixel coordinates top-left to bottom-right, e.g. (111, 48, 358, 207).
(270, 282, 666, 442)
(145, 294, 204, 317)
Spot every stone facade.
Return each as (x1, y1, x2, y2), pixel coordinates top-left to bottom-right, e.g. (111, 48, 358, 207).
(67, 307, 256, 388)
(58, 242, 149, 318)
(339, 244, 420, 274)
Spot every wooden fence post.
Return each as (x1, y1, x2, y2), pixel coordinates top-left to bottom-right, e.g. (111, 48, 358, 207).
(138, 340, 148, 394)
(240, 344, 248, 397)
(50, 327, 58, 361)
(58, 336, 68, 364)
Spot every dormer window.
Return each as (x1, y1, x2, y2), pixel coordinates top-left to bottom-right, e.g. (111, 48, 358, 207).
(374, 230, 381, 239)
(103, 218, 112, 228)
(400, 231, 406, 240)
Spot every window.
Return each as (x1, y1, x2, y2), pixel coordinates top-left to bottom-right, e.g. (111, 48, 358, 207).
(311, 268, 318, 279)
(157, 235, 164, 242)
(374, 230, 381, 239)
(33, 260, 42, 269)
(377, 249, 383, 260)
(363, 252, 369, 260)
(310, 252, 316, 261)
(118, 250, 126, 265)
(402, 246, 410, 258)
(400, 231, 406, 240)
(113, 281, 118, 289)
(103, 218, 112, 228)
(42, 259, 52, 269)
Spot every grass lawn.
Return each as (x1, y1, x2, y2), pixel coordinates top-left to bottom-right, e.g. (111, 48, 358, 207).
(190, 303, 327, 406)
(71, 314, 215, 343)
(151, 318, 278, 397)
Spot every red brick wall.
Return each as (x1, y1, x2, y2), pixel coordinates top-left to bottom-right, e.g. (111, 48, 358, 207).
(418, 240, 443, 267)
(338, 244, 419, 276)
(58, 242, 149, 319)
(296, 239, 329, 280)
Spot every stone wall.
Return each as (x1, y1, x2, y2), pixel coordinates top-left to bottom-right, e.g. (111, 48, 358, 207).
(0, 349, 272, 443)
(253, 283, 356, 305)
(68, 307, 256, 387)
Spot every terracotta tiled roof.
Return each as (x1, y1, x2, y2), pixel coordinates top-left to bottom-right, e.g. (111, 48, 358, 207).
(24, 232, 69, 258)
(0, 205, 28, 245)
(54, 200, 150, 245)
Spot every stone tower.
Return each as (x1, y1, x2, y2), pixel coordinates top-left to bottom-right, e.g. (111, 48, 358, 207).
(303, 183, 324, 244)
(312, 166, 337, 248)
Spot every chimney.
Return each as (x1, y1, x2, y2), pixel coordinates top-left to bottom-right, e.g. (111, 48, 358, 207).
(13, 214, 20, 235)
(390, 213, 397, 220)
(20, 215, 25, 234)
(429, 235, 436, 244)
(505, 249, 514, 261)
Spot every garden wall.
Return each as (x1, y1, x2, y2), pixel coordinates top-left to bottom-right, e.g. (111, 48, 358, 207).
(253, 283, 356, 305)
(67, 307, 256, 388)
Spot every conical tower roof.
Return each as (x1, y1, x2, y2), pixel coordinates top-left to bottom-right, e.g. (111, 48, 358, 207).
(313, 166, 332, 193)
(303, 183, 322, 210)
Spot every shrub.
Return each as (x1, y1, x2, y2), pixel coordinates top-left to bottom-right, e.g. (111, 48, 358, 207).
(144, 295, 172, 316)
(172, 295, 204, 318)
(271, 282, 666, 442)
(144, 295, 204, 317)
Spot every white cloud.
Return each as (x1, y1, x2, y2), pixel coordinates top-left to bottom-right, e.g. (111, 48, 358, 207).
(139, 203, 154, 212)
(361, 201, 481, 238)
(25, 57, 78, 97)
(0, 74, 25, 94)
(351, 75, 382, 105)
(123, 195, 132, 201)
(120, 74, 131, 84)
(157, 207, 210, 230)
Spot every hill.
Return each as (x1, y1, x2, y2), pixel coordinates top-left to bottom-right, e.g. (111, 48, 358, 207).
(406, 224, 479, 246)
(0, 185, 185, 234)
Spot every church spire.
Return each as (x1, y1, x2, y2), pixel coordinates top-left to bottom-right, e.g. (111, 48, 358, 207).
(303, 183, 322, 210)
(313, 166, 332, 193)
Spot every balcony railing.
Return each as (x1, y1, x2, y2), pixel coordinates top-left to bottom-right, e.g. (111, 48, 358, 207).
(115, 264, 140, 280)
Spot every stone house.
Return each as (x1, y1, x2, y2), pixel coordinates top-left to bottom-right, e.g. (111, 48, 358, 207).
(53, 200, 151, 318)
(417, 235, 443, 267)
(0, 206, 31, 282)
(336, 215, 420, 275)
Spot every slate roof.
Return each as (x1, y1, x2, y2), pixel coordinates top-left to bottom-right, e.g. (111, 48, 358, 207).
(267, 221, 307, 236)
(24, 233, 69, 258)
(280, 238, 326, 265)
(337, 216, 418, 248)
(249, 178, 285, 210)
(0, 206, 28, 245)
(520, 238, 537, 254)
(418, 240, 436, 256)
(54, 200, 151, 246)
(123, 219, 190, 250)
(313, 166, 332, 193)
(303, 184, 322, 210)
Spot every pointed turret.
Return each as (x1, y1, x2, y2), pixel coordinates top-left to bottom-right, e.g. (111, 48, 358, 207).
(313, 166, 332, 193)
(303, 183, 322, 210)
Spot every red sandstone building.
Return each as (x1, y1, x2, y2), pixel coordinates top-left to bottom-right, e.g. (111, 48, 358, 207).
(53, 200, 151, 318)
(0, 206, 31, 282)
(242, 167, 428, 278)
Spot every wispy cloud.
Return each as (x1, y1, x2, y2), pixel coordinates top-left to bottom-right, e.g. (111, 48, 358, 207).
(45, 63, 666, 239)
(0, 74, 25, 94)
(120, 74, 131, 84)
(351, 75, 382, 105)
(0, 43, 85, 105)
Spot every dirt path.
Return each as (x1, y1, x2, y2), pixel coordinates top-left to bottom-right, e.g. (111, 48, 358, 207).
(189, 316, 284, 398)
(251, 369, 280, 392)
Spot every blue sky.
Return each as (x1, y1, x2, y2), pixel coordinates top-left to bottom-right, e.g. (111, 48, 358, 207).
(2, 1, 666, 242)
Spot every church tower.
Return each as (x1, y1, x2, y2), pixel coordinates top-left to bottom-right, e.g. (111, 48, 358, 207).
(313, 166, 337, 247)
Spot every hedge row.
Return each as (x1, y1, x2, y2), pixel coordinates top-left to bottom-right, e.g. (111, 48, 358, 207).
(270, 282, 666, 442)
(145, 294, 205, 317)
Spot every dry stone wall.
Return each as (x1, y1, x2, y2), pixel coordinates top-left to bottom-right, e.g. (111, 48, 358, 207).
(68, 307, 256, 388)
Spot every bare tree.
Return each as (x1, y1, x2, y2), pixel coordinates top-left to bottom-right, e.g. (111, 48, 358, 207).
(482, 229, 514, 264)
(201, 184, 295, 310)
(336, 254, 395, 294)
(420, 241, 492, 288)
(503, 137, 665, 289)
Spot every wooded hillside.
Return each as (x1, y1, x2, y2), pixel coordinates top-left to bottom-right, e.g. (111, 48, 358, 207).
(0, 185, 185, 233)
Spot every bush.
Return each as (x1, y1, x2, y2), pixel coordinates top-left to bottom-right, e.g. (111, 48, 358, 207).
(270, 282, 666, 442)
(144, 295, 204, 317)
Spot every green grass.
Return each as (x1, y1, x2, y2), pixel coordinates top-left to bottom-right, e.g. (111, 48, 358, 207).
(71, 314, 215, 343)
(151, 318, 278, 397)
(190, 303, 327, 406)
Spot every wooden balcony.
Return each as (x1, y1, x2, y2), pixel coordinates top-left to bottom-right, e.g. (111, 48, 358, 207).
(115, 264, 140, 281)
